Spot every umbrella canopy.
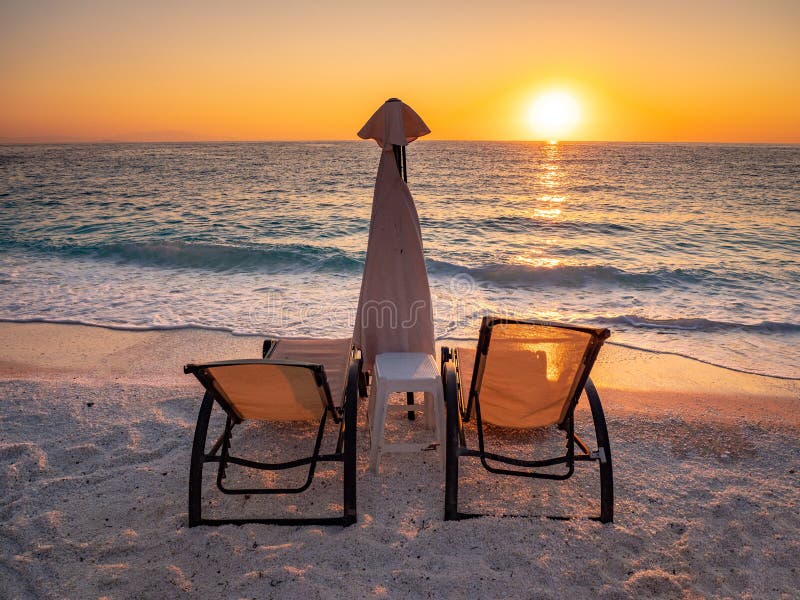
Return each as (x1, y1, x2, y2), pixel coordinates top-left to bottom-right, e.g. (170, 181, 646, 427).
(353, 99, 434, 370)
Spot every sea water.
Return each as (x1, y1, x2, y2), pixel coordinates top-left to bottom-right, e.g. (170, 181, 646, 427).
(1, 141, 797, 378)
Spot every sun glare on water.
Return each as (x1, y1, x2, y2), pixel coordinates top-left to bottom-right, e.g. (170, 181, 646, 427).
(527, 90, 580, 142)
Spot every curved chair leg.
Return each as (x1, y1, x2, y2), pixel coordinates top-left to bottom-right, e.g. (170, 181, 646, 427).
(189, 390, 214, 527)
(444, 363, 460, 521)
(343, 361, 359, 525)
(440, 347, 466, 446)
(585, 378, 614, 523)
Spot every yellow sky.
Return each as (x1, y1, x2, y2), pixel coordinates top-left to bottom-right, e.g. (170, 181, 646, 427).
(1, 0, 799, 142)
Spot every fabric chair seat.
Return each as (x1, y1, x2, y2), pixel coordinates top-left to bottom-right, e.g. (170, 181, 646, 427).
(269, 337, 352, 407)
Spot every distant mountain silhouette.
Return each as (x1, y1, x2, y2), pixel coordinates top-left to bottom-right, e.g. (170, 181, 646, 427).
(0, 130, 238, 144)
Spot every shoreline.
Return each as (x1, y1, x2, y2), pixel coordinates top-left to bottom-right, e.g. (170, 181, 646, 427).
(1, 322, 797, 430)
(1, 320, 796, 404)
(1, 317, 796, 381)
(2, 321, 798, 597)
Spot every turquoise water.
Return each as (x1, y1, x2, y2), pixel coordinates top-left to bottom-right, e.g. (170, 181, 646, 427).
(1, 141, 798, 377)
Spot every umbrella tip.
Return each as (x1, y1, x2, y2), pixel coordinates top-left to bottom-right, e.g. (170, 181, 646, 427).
(386, 97, 401, 103)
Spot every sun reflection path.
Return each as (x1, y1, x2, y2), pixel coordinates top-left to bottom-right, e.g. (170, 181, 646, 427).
(515, 255, 562, 268)
(533, 207, 562, 219)
(518, 143, 569, 267)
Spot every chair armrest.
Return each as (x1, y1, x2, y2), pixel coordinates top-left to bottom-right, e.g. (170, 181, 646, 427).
(262, 339, 279, 358)
(338, 353, 363, 420)
(439, 346, 452, 374)
(439, 346, 469, 421)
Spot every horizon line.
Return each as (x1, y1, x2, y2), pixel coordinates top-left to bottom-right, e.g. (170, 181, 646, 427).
(2, 138, 799, 146)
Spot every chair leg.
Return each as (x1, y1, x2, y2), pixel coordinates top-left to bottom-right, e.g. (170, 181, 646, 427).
(443, 363, 460, 520)
(343, 406, 357, 525)
(343, 361, 359, 525)
(189, 390, 214, 527)
(432, 387, 447, 470)
(585, 378, 614, 523)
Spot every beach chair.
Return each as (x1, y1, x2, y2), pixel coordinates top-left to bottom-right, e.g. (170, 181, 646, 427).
(183, 338, 360, 527)
(440, 317, 614, 522)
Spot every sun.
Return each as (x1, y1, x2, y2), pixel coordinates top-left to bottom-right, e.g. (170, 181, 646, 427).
(527, 90, 580, 141)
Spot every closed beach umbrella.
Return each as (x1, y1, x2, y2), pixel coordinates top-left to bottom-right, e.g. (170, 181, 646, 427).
(354, 98, 435, 371)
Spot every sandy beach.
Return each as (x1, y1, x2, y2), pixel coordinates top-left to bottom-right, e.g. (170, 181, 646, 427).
(1, 322, 798, 599)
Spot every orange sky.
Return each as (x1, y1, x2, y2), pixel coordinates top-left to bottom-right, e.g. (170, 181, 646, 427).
(1, 1, 799, 143)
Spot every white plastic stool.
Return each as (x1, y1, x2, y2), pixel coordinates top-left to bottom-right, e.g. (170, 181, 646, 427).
(368, 353, 445, 473)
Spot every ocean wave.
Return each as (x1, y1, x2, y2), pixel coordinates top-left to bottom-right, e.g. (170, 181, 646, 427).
(0, 239, 785, 292)
(427, 261, 736, 288)
(597, 315, 800, 334)
(422, 214, 636, 235)
(2, 240, 363, 274)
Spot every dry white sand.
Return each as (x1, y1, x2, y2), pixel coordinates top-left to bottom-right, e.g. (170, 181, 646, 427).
(1, 323, 798, 599)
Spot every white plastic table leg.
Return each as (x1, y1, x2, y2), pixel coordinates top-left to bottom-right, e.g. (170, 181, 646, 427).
(367, 378, 376, 439)
(369, 378, 389, 473)
(425, 389, 446, 468)
(423, 391, 434, 429)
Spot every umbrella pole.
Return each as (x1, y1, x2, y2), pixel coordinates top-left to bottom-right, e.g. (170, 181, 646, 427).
(392, 145, 410, 421)
(393, 144, 412, 418)
(392, 144, 408, 183)
(392, 142, 413, 419)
